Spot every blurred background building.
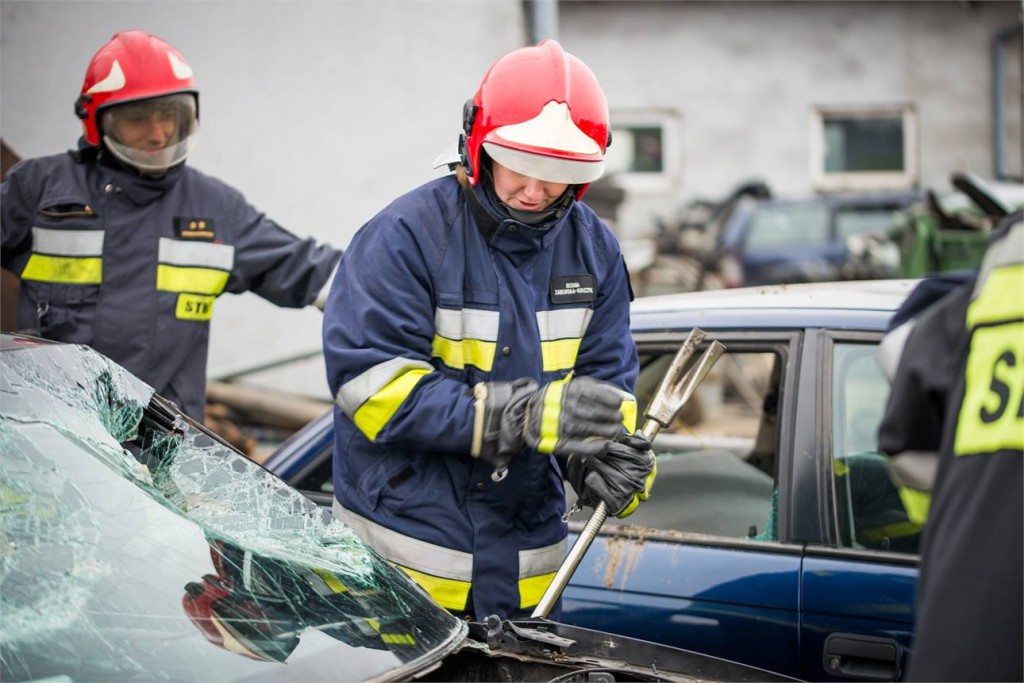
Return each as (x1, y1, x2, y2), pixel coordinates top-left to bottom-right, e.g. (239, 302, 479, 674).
(2, 0, 1021, 410)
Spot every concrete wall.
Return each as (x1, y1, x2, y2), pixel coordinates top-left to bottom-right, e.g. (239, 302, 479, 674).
(561, 0, 1022, 239)
(1, 0, 525, 399)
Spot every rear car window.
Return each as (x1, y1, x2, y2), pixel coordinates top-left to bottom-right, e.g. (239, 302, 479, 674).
(745, 203, 831, 249)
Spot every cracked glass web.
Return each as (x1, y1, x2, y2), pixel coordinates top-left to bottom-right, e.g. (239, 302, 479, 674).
(0, 337, 465, 682)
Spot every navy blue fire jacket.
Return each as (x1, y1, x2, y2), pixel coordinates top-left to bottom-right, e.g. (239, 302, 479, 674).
(323, 174, 638, 619)
(2, 149, 341, 420)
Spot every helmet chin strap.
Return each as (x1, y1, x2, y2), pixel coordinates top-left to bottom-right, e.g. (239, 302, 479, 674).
(479, 159, 575, 226)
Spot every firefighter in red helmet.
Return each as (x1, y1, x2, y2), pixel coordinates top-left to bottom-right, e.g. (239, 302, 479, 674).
(323, 41, 655, 622)
(1, 30, 342, 421)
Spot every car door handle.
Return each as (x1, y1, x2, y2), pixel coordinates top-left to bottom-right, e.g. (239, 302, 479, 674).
(823, 633, 903, 681)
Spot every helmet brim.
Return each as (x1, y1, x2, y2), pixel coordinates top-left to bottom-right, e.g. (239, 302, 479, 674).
(484, 142, 605, 185)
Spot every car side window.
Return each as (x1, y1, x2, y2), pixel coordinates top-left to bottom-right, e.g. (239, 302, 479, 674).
(293, 443, 334, 495)
(834, 206, 901, 242)
(831, 342, 921, 554)
(600, 348, 781, 540)
(745, 203, 831, 249)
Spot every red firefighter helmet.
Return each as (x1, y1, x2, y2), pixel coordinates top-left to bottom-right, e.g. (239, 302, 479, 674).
(75, 30, 199, 148)
(460, 40, 611, 199)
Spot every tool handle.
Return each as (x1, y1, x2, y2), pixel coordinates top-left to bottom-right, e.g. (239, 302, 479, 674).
(531, 338, 725, 619)
(530, 417, 663, 618)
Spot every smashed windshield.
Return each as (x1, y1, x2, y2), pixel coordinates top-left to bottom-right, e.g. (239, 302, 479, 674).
(0, 336, 466, 682)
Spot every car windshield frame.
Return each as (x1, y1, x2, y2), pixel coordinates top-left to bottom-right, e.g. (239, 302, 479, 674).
(0, 335, 467, 683)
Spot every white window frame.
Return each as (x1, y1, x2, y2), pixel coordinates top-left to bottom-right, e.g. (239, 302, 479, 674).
(810, 104, 918, 193)
(606, 108, 680, 193)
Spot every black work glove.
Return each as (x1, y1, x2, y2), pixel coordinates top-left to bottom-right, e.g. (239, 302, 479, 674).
(566, 432, 656, 518)
(471, 376, 629, 474)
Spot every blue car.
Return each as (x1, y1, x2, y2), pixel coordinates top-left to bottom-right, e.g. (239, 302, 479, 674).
(712, 192, 922, 287)
(265, 279, 922, 681)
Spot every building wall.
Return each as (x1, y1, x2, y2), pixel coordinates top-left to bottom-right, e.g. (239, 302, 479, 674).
(560, 0, 1022, 239)
(1, 0, 525, 399)
(2, 0, 1020, 399)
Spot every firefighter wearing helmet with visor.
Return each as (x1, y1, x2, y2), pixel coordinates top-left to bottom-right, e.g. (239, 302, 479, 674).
(1, 30, 342, 422)
(323, 41, 655, 621)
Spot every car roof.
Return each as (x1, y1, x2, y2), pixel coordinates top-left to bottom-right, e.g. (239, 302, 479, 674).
(630, 279, 918, 333)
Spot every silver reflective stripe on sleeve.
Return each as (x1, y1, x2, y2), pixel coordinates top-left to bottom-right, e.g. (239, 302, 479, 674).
(333, 500, 472, 581)
(158, 237, 235, 270)
(32, 227, 104, 255)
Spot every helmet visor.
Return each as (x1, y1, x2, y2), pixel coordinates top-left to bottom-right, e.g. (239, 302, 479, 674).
(484, 142, 605, 185)
(101, 93, 199, 173)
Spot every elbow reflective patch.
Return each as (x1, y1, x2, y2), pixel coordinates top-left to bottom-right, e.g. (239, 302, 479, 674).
(353, 367, 431, 441)
(540, 338, 581, 372)
(175, 293, 214, 320)
(897, 486, 931, 527)
(22, 254, 102, 284)
(156, 264, 230, 295)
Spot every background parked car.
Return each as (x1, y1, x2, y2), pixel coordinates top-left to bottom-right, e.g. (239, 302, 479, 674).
(0, 333, 787, 683)
(709, 191, 923, 288)
(266, 279, 922, 681)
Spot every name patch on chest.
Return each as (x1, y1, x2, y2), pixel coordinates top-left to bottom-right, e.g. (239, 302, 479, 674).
(551, 274, 596, 304)
(174, 217, 215, 240)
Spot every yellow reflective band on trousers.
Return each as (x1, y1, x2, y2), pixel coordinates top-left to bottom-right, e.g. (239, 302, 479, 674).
(395, 564, 471, 611)
(955, 321, 1024, 454)
(21, 254, 102, 284)
(354, 367, 432, 441)
(432, 335, 497, 372)
(156, 264, 230, 295)
(537, 378, 567, 454)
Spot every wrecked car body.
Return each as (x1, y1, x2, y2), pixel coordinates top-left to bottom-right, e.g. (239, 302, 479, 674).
(0, 334, 786, 682)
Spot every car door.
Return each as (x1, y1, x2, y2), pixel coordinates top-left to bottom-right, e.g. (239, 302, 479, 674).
(797, 330, 918, 681)
(559, 331, 807, 677)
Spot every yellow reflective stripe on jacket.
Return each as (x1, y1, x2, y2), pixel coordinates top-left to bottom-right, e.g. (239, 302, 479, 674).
(23, 227, 104, 284)
(333, 501, 473, 611)
(156, 264, 230, 295)
(518, 540, 565, 609)
(22, 255, 102, 284)
(965, 265, 1024, 328)
(432, 307, 500, 371)
(432, 335, 497, 372)
(537, 308, 593, 372)
(155, 238, 234, 295)
(353, 367, 432, 441)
